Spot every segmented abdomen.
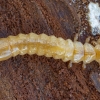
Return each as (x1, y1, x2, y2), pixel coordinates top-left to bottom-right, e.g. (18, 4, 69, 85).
(0, 33, 99, 64)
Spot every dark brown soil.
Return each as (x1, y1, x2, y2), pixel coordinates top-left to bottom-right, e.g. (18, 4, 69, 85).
(0, 0, 100, 100)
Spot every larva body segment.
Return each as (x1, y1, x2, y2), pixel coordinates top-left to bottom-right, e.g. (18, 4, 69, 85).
(0, 33, 99, 67)
(8, 34, 29, 56)
(62, 39, 74, 62)
(28, 33, 39, 55)
(28, 33, 65, 58)
(84, 43, 96, 63)
(17, 34, 29, 55)
(8, 35, 20, 57)
(72, 41, 84, 63)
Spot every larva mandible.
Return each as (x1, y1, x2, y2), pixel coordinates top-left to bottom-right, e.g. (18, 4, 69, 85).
(0, 33, 99, 68)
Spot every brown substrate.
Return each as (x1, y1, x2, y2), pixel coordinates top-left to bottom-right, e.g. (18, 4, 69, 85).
(0, 0, 100, 100)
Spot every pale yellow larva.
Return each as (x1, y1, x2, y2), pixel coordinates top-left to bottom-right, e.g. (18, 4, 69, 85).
(0, 33, 99, 68)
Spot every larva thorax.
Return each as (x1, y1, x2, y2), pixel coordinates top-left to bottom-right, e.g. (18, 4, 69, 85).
(0, 33, 99, 68)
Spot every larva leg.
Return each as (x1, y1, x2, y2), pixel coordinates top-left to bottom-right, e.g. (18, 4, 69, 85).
(68, 61, 73, 68)
(92, 41, 98, 46)
(74, 34, 79, 41)
(82, 63, 86, 69)
(85, 36, 91, 43)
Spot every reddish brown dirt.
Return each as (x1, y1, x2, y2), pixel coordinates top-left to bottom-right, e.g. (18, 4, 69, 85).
(0, 0, 100, 100)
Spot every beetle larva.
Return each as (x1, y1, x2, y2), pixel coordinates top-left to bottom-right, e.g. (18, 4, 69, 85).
(0, 33, 99, 68)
